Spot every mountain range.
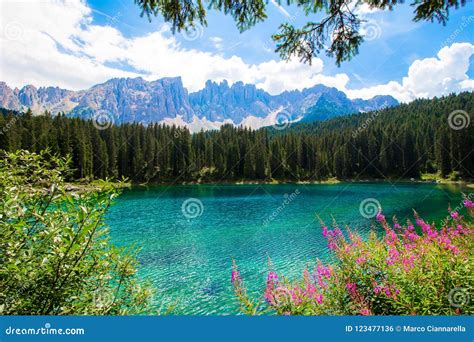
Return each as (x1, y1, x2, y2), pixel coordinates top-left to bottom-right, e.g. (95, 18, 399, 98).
(0, 77, 398, 131)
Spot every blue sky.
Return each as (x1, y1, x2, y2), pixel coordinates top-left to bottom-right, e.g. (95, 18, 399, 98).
(85, 0, 474, 88)
(1, 0, 473, 102)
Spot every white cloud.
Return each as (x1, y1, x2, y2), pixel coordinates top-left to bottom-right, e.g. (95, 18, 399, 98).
(350, 1, 382, 16)
(209, 36, 223, 50)
(345, 43, 474, 102)
(0, 0, 136, 89)
(252, 59, 348, 95)
(0, 0, 472, 104)
(0, 0, 340, 94)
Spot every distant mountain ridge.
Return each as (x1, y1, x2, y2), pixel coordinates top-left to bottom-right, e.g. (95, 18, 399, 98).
(0, 77, 398, 131)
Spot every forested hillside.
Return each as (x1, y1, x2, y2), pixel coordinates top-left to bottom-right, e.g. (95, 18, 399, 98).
(0, 92, 472, 183)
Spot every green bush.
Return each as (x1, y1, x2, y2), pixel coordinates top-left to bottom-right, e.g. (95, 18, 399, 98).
(233, 202, 474, 315)
(0, 150, 153, 315)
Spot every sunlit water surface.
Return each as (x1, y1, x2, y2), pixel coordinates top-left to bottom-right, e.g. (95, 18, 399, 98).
(105, 182, 470, 314)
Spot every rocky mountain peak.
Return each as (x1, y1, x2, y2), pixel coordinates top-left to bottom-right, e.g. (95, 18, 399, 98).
(0, 77, 399, 129)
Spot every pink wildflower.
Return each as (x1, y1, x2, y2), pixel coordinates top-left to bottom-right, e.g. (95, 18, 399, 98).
(389, 247, 400, 259)
(382, 285, 399, 298)
(376, 211, 385, 222)
(346, 282, 357, 295)
(447, 245, 460, 254)
(438, 236, 451, 246)
(402, 256, 415, 270)
(463, 199, 474, 208)
(328, 227, 343, 238)
(303, 269, 317, 298)
(450, 211, 460, 220)
(322, 226, 329, 237)
(267, 271, 278, 282)
(264, 271, 279, 304)
(315, 294, 324, 304)
(428, 229, 438, 239)
(386, 247, 400, 265)
(385, 229, 398, 245)
(316, 264, 331, 279)
(405, 231, 419, 242)
(231, 270, 240, 284)
(360, 308, 371, 315)
(290, 289, 302, 305)
(305, 283, 316, 298)
(315, 264, 331, 289)
(421, 222, 431, 234)
(263, 291, 273, 304)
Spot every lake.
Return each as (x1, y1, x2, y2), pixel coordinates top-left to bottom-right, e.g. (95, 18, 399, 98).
(105, 182, 470, 315)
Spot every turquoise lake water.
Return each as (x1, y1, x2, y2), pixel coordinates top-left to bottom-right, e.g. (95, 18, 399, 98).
(105, 182, 471, 315)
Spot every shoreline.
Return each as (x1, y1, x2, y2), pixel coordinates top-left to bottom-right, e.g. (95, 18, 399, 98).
(128, 178, 473, 187)
(68, 177, 473, 190)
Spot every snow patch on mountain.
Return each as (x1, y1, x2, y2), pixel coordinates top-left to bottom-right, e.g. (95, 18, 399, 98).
(159, 115, 234, 133)
(0, 78, 399, 131)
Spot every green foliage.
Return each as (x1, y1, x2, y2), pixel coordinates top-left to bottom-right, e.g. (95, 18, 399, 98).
(272, 1, 362, 66)
(136, 0, 208, 31)
(0, 92, 472, 183)
(0, 150, 153, 315)
(134, 0, 466, 65)
(233, 205, 474, 315)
